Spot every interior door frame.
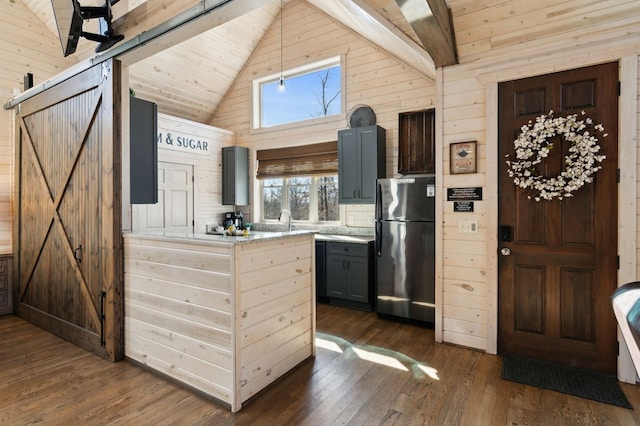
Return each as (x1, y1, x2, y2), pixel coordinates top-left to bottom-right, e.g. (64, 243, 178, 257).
(485, 57, 638, 382)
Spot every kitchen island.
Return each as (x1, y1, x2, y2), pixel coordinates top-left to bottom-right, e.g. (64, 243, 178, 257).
(123, 230, 316, 412)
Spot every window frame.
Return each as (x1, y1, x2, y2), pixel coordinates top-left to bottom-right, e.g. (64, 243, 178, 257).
(252, 56, 344, 130)
(260, 175, 340, 225)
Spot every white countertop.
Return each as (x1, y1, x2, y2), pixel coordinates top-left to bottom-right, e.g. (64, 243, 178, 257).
(125, 230, 316, 245)
(314, 234, 373, 244)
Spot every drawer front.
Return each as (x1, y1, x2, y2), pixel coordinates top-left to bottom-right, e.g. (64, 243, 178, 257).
(327, 242, 368, 257)
(0, 258, 7, 275)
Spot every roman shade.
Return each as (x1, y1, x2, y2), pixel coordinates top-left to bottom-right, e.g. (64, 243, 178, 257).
(256, 141, 338, 178)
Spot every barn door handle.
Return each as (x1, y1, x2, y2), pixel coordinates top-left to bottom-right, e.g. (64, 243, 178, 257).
(99, 290, 106, 347)
(74, 245, 82, 263)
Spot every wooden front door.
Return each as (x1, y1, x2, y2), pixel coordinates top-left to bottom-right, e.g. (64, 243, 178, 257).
(498, 62, 618, 374)
(16, 60, 123, 361)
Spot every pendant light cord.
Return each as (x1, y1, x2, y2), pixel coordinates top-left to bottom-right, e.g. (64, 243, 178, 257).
(279, 0, 285, 89)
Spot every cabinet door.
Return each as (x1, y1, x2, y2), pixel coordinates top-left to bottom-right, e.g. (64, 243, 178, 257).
(338, 129, 358, 203)
(346, 256, 368, 303)
(358, 127, 381, 203)
(315, 241, 327, 300)
(130, 96, 158, 204)
(398, 110, 435, 174)
(222, 146, 249, 206)
(326, 254, 347, 297)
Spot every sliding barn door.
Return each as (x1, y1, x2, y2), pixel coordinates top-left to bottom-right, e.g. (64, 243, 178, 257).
(16, 60, 123, 361)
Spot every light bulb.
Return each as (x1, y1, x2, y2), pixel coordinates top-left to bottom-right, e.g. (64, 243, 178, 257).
(277, 76, 286, 92)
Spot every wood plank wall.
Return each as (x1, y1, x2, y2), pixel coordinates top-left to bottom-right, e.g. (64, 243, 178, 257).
(124, 236, 236, 405)
(4, 0, 640, 367)
(440, 0, 640, 353)
(132, 113, 235, 233)
(0, 0, 76, 253)
(124, 233, 315, 411)
(235, 234, 315, 403)
(210, 0, 437, 227)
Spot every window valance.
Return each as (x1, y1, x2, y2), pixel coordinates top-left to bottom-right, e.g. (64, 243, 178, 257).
(256, 141, 338, 179)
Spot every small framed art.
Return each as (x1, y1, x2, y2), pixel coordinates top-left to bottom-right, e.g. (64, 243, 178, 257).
(450, 141, 477, 174)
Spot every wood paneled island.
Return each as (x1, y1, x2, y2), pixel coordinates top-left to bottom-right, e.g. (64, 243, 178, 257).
(123, 231, 316, 412)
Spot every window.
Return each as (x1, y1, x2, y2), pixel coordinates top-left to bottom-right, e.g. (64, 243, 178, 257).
(261, 176, 339, 223)
(254, 57, 342, 129)
(257, 142, 340, 224)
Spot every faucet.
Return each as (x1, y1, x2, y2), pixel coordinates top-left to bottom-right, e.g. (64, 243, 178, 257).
(279, 209, 292, 232)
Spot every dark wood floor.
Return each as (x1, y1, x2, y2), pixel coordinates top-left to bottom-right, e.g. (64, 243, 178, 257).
(2, 304, 640, 425)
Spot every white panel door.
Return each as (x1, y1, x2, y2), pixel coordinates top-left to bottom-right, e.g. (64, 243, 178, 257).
(133, 162, 194, 232)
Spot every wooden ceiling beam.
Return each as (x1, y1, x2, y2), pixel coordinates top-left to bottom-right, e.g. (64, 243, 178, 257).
(307, 0, 436, 80)
(114, 0, 272, 65)
(5, 0, 272, 108)
(395, 0, 458, 67)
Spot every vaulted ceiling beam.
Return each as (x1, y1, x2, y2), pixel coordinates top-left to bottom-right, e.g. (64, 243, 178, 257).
(114, 0, 272, 65)
(307, 0, 436, 80)
(395, 0, 458, 67)
(5, 0, 271, 108)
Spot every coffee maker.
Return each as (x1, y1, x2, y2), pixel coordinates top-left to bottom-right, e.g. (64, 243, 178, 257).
(223, 211, 243, 229)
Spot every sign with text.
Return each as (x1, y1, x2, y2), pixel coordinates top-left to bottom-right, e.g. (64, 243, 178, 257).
(454, 201, 474, 212)
(447, 187, 483, 201)
(157, 127, 210, 155)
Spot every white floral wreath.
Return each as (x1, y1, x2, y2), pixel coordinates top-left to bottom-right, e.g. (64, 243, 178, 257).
(505, 110, 607, 201)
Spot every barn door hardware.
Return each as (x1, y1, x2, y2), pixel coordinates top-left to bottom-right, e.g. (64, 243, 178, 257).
(73, 245, 82, 263)
(99, 291, 106, 347)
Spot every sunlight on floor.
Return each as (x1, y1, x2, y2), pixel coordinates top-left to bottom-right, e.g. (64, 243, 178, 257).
(352, 347, 408, 371)
(315, 332, 439, 380)
(417, 364, 440, 380)
(316, 337, 343, 353)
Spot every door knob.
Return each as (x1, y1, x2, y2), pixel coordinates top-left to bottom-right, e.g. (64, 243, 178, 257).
(500, 247, 511, 256)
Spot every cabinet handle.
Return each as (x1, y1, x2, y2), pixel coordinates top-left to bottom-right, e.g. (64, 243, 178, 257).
(353, 189, 356, 198)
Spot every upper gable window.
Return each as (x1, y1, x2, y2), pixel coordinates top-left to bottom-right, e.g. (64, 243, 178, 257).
(253, 57, 342, 129)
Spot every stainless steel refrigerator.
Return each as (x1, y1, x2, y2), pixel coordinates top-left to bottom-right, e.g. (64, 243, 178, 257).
(375, 176, 435, 323)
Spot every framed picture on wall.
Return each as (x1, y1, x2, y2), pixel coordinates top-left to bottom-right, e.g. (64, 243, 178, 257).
(450, 141, 477, 174)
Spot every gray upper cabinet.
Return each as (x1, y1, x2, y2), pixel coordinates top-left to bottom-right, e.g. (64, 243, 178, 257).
(130, 96, 158, 204)
(338, 125, 386, 204)
(222, 146, 249, 206)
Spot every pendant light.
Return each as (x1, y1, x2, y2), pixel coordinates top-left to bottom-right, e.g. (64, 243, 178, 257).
(277, 0, 286, 92)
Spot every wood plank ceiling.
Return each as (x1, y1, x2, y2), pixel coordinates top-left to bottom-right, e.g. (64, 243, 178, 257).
(19, 0, 443, 124)
(15, 1, 640, 124)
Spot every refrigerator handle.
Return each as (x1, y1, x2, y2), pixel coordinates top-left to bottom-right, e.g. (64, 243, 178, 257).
(375, 220, 382, 257)
(375, 181, 382, 257)
(376, 182, 382, 220)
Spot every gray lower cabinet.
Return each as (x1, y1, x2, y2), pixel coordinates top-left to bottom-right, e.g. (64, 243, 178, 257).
(338, 125, 385, 204)
(315, 240, 327, 302)
(325, 242, 372, 310)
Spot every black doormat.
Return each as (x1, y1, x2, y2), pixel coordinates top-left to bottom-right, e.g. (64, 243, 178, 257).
(501, 355, 632, 409)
